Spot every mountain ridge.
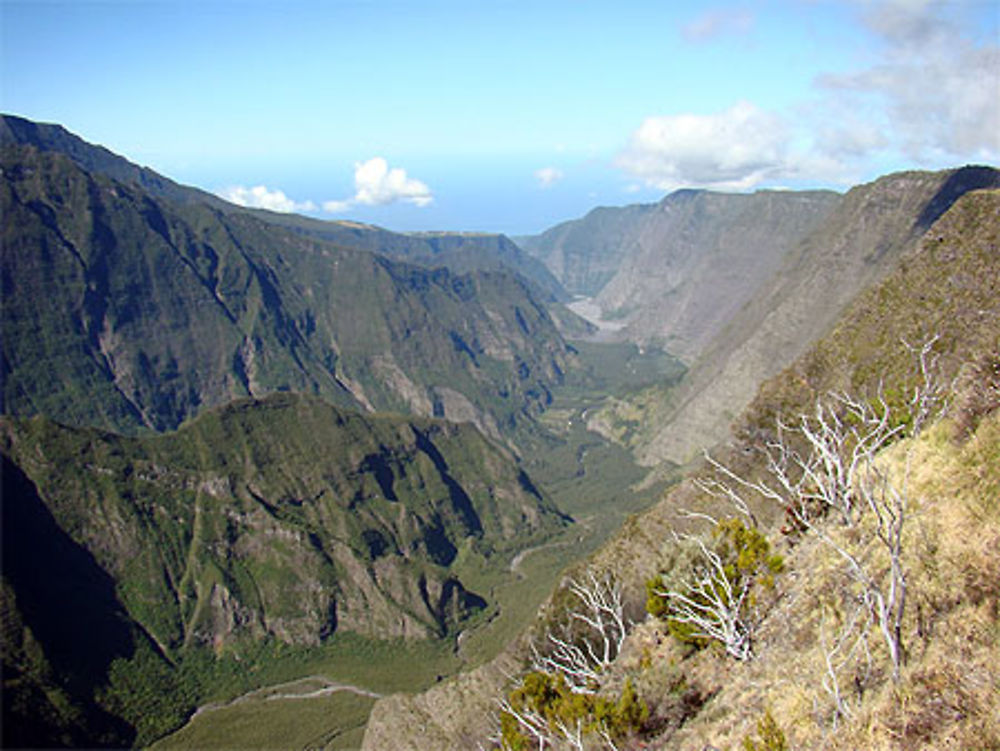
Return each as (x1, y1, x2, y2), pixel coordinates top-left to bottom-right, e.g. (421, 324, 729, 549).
(639, 164, 1000, 464)
(0, 114, 566, 300)
(1, 135, 573, 442)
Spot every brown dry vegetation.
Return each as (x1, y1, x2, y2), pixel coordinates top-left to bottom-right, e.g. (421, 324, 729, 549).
(611, 413, 998, 751)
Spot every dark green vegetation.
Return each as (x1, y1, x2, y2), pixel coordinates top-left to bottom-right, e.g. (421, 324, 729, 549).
(1, 393, 567, 746)
(1, 116, 572, 440)
(498, 673, 647, 749)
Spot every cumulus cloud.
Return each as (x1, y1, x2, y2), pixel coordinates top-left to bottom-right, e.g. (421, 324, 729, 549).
(534, 166, 564, 188)
(615, 101, 793, 191)
(619, 2, 998, 192)
(324, 157, 433, 213)
(817, 1, 1000, 163)
(219, 185, 316, 213)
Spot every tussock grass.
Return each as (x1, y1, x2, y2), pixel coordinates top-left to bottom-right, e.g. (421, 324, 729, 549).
(626, 412, 999, 750)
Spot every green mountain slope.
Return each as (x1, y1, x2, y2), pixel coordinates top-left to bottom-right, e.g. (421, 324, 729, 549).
(1, 393, 567, 747)
(1, 140, 573, 440)
(0, 114, 566, 299)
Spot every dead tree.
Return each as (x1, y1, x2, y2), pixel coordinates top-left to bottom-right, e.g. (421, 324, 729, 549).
(530, 569, 628, 694)
(654, 531, 755, 661)
(698, 335, 944, 690)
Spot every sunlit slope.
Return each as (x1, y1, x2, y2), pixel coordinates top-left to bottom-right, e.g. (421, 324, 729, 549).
(1, 140, 573, 439)
(1, 393, 568, 747)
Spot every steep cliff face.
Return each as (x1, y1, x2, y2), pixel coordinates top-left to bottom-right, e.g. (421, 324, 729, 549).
(1, 393, 569, 746)
(638, 166, 1000, 465)
(517, 189, 839, 360)
(1, 394, 566, 651)
(593, 189, 840, 360)
(1, 141, 574, 440)
(516, 202, 660, 296)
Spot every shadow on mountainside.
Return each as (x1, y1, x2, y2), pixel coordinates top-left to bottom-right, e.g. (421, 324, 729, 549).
(916, 165, 1000, 231)
(1, 454, 137, 748)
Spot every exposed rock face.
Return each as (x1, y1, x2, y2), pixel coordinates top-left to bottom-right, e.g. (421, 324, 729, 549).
(1, 131, 574, 439)
(516, 202, 659, 296)
(0, 394, 566, 652)
(593, 189, 840, 361)
(517, 189, 839, 361)
(642, 167, 1000, 464)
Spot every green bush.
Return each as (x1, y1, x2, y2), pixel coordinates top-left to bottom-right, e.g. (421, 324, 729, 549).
(742, 709, 788, 751)
(647, 518, 783, 652)
(499, 672, 648, 749)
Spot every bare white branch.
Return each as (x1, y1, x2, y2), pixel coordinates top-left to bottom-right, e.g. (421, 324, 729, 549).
(902, 333, 946, 436)
(530, 569, 628, 694)
(655, 531, 755, 661)
(693, 336, 941, 689)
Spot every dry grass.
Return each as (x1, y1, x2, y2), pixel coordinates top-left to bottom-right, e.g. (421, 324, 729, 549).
(621, 412, 999, 751)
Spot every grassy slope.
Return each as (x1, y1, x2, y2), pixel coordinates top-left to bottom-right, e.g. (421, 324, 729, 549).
(639, 413, 999, 750)
(584, 188, 1000, 749)
(358, 188, 1000, 749)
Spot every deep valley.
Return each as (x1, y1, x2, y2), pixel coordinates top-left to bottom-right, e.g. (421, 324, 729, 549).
(2, 114, 998, 750)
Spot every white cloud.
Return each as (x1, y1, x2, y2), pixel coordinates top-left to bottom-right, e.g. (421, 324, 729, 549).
(615, 101, 793, 191)
(219, 185, 316, 213)
(817, 2, 1000, 163)
(534, 166, 564, 188)
(324, 157, 433, 213)
(618, 2, 999, 192)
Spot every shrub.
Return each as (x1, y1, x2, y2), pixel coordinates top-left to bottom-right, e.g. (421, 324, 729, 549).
(741, 709, 788, 751)
(646, 518, 782, 659)
(498, 672, 648, 750)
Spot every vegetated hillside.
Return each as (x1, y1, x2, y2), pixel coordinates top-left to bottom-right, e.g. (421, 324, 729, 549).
(1, 392, 568, 748)
(1, 139, 573, 441)
(0, 114, 565, 299)
(597, 166, 1000, 467)
(359, 188, 1000, 750)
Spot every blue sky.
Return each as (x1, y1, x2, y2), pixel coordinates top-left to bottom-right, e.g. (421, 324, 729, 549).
(2, 0, 998, 234)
